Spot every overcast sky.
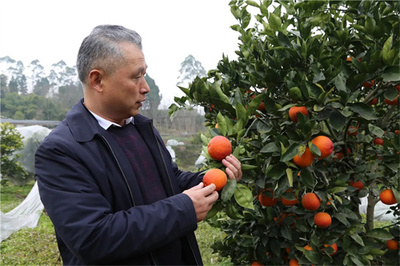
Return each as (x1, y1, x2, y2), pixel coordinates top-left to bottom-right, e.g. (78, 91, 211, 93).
(0, 0, 241, 107)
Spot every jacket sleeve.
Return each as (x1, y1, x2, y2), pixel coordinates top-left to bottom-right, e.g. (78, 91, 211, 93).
(35, 135, 198, 265)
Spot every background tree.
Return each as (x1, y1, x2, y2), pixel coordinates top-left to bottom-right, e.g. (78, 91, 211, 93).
(171, 0, 399, 265)
(177, 55, 207, 87)
(0, 123, 29, 185)
(143, 74, 162, 111)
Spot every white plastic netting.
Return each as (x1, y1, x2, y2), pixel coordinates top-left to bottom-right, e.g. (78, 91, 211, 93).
(0, 125, 50, 242)
(0, 181, 43, 242)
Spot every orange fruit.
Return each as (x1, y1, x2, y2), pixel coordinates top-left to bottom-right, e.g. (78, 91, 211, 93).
(203, 168, 227, 191)
(251, 261, 263, 266)
(289, 259, 299, 266)
(281, 190, 299, 206)
(387, 239, 399, 250)
(369, 97, 378, 105)
(304, 244, 313, 251)
(314, 212, 332, 228)
(302, 192, 321, 211)
(259, 189, 278, 207)
(215, 123, 219, 129)
(349, 180, 364, 191)
(374, 138, 384, 145)
(347, 125, 358, 136)
(384, 96, 399, 105)
(207, 136, 232, 161)
(324, 243, 338, 255)
(395, 130, 399, 135)
(289, 106, 309, 123)
(311, 136, 334, 158)
(363, 80, 375, 88)
(379, 189, 397, 205)
(333, 151, 344, 160)
(293, 147, 315, 167)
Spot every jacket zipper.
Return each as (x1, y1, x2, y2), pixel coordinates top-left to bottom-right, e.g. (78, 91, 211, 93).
(153, 130, 202, 265)
(100, 135, 158, 265)
(100, 136, 135, 206)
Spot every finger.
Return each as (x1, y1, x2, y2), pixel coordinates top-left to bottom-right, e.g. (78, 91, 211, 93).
(206, 191, 219, 204)
(202, 183, 216, 194)
(223, 155, 241, 168)
(184, 182, 204, 193)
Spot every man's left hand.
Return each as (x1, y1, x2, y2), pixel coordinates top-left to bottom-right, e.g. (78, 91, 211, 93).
(222, 155, 242, 182)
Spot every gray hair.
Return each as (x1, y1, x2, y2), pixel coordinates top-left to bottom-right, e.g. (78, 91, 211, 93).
(76, 25, 142, 84)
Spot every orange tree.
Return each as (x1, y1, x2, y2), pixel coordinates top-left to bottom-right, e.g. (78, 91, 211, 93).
(170, 0, 399, 265)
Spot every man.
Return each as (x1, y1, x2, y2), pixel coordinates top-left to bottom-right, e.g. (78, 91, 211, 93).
(35, 25, 242, 265)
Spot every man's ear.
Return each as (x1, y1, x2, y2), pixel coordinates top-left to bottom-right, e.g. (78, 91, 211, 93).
(88, 69, 104, 93)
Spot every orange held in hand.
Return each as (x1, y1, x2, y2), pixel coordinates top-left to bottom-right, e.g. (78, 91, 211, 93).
(203, 168, 227, 191)
(293, 147, 314, 167)
(314, 212, 332, 228)
(288, 106, 309, 123)
(311, 136, 333, 158)
(379, 189, 397, 205)
(207, 136, 232, 161)
(301, 192, 321, 211)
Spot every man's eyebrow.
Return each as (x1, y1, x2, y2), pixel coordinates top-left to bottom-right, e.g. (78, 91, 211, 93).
(135, 65, 148, 75)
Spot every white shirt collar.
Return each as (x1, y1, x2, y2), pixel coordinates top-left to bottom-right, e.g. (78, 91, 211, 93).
(89, 111, 134, 130)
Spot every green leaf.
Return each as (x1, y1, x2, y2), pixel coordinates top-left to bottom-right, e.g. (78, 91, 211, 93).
(333, 213, 350, 226)
(349, 103, 377, 120)
(384, 86, 399, 101)
(267, 163, 287, 179)
(304, 250, 321, 265)
(350, 233, 365, 246)
(286, 168, 293, 187)
(365, 228, 394, 240)
(225, 201, 243, 219)
(382, 35, 393, 65)
(216, 112, 228, 136)
(281, 143, 301, 162)
(329, 109, 347, 131)
(260, 142, 280, 153)
(205, 200, 222, 220)
(368, 124, 384, 137)
(382, 66, 400, 82)
(246, 0, 259, 8)
(241, 164, 258, 170)
(234, 183, 254, 210)
(269, 13, 281, 30)
(221, 179, 237, 202)
(236, 102, 248, 125)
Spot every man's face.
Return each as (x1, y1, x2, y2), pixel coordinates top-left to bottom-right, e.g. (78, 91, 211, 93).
(100, 42, 149, 122)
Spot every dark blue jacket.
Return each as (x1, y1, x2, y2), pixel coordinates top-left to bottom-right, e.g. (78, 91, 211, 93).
(35, 99, 204, 265)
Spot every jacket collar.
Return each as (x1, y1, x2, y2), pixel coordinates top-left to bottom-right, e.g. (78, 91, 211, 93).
(66, 99, 153, 142)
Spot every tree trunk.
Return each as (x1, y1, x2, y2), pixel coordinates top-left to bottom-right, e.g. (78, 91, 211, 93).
(365, 193, 379, 232)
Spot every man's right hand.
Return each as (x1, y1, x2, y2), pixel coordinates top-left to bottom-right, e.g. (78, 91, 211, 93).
(183, 182, 219, 222)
